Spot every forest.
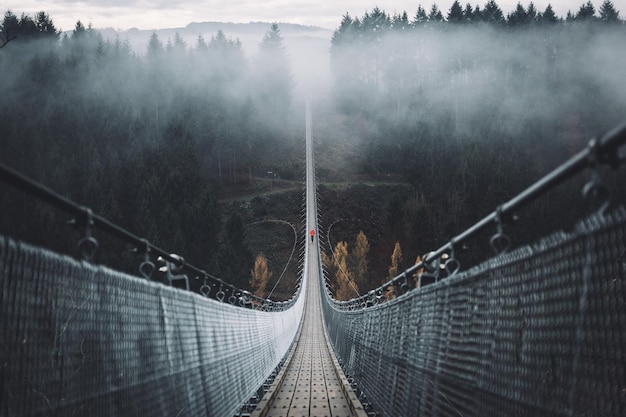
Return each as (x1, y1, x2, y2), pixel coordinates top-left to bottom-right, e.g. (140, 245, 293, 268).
(1, 1, 625, 299)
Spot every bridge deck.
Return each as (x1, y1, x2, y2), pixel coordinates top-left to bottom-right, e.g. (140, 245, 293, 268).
(252, 239, 366, 417)
(252, 100, 366, 417)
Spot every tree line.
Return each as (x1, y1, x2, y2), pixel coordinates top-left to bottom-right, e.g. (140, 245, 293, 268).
(2, 5, 625, 299)
(0, 11, 296, 293)
(321, 0, 626, 295)
(333, 0, 622, 30)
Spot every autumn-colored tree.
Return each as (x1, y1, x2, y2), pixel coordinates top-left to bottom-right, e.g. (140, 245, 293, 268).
(334, 241, 358, 301)
(412, 254, 424, 287)
(385, 241, 404, 300)
(321, 251, 336, 290)
(388, 241, 403, 280)
(250, 253, 272, 298)
(351, 230, 370, 291)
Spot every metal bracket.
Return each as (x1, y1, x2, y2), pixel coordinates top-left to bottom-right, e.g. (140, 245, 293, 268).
(583, 138, 611, 215)
(445, 240, 461, 277)
(76, 207, 98, 262)
(490, 206, 511, 255)
(137, 239, 154, 280)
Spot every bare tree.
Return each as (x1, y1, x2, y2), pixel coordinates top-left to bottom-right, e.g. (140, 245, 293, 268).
(0, 31, 16, 48)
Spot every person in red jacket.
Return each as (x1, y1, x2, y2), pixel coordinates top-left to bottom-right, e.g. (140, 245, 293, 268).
(310, 229, 315, 242)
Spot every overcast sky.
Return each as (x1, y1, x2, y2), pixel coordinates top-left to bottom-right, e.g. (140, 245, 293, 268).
(3, 0, 625, 32)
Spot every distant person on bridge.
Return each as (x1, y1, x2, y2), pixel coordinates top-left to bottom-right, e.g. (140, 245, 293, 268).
(310, 229, 315, 242)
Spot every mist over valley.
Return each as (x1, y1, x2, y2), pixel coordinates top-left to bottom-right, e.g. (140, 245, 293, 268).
(1, 1, 625, 297)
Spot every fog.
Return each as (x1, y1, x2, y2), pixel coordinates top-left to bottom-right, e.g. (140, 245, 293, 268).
(311, 21, 626, 177)
(331, 24, 625, 130)
(2, 7, 626, 284)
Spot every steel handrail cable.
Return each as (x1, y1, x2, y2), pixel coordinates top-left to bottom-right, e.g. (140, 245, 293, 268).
(0, 162, 298, 311)
(319, 121, 626, 417)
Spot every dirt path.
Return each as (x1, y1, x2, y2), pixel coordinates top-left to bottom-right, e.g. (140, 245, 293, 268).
(218, 179, 410, 203)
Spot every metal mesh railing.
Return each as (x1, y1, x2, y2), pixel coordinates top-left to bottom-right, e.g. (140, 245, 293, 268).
(0, 107, 314, 417)
(0, 234, 305, 417)
(319, 122, 626, 416)
(321, 204, 626, 416)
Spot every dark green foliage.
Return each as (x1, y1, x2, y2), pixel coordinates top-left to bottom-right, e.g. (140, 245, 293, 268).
(1, 10, 58, 44)
(326, 2, 626, 291)
(212, 213, 253, 288)
(599, 0, 621, 22)
(539, 4, 559, 24)
(482, 0, 506, 24)
(253, 23, 294, 127)
(413, 6, 429, 25)
(1, 5, 626, 297)
(0, 15, 296, 289)
(576, 1, 597, 20)
(507, 3, 531, 26)
(429, 4, 445, 22)
(448, 1, 465, 23)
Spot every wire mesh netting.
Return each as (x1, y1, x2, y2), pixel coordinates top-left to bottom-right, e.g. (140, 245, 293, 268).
(0, 235, 305, 417)
(321, 205, 626, 417)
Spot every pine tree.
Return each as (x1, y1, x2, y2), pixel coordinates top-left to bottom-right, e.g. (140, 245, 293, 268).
(1, 11, 18, 47)
(428, 4, 445, 21)
(463, 3, 475, 23)
(508, 2, 529, 25)
(473, 5, 484, 22)
(168, 32, 187, 56)
(576, 1, 596, 21)
(413, 5, 429, 25)
(195, 34, 208, 52)
(330, 13, 360, 109)
(332, 13, 355, 46)
(362, 7, 391, 34)
(483, 0, 506, 24)
(73, 20, 87, 38)
(17, 13, 37, 39)
(392, 11, 411, 30)
(540, 4, 559, 23)
(254, 23, 293, 125)
(209, 30, 246, 82)
(34, 12, 58, 39)
(527, 2, 538, 22)
(448, 1, 465, 23)
(599, 0, 620, 22)
(147, 32, 164, 60)
(250, 253, 272, 298)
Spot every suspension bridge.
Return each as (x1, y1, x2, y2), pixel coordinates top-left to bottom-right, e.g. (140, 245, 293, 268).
(1, 106, 626, 417)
